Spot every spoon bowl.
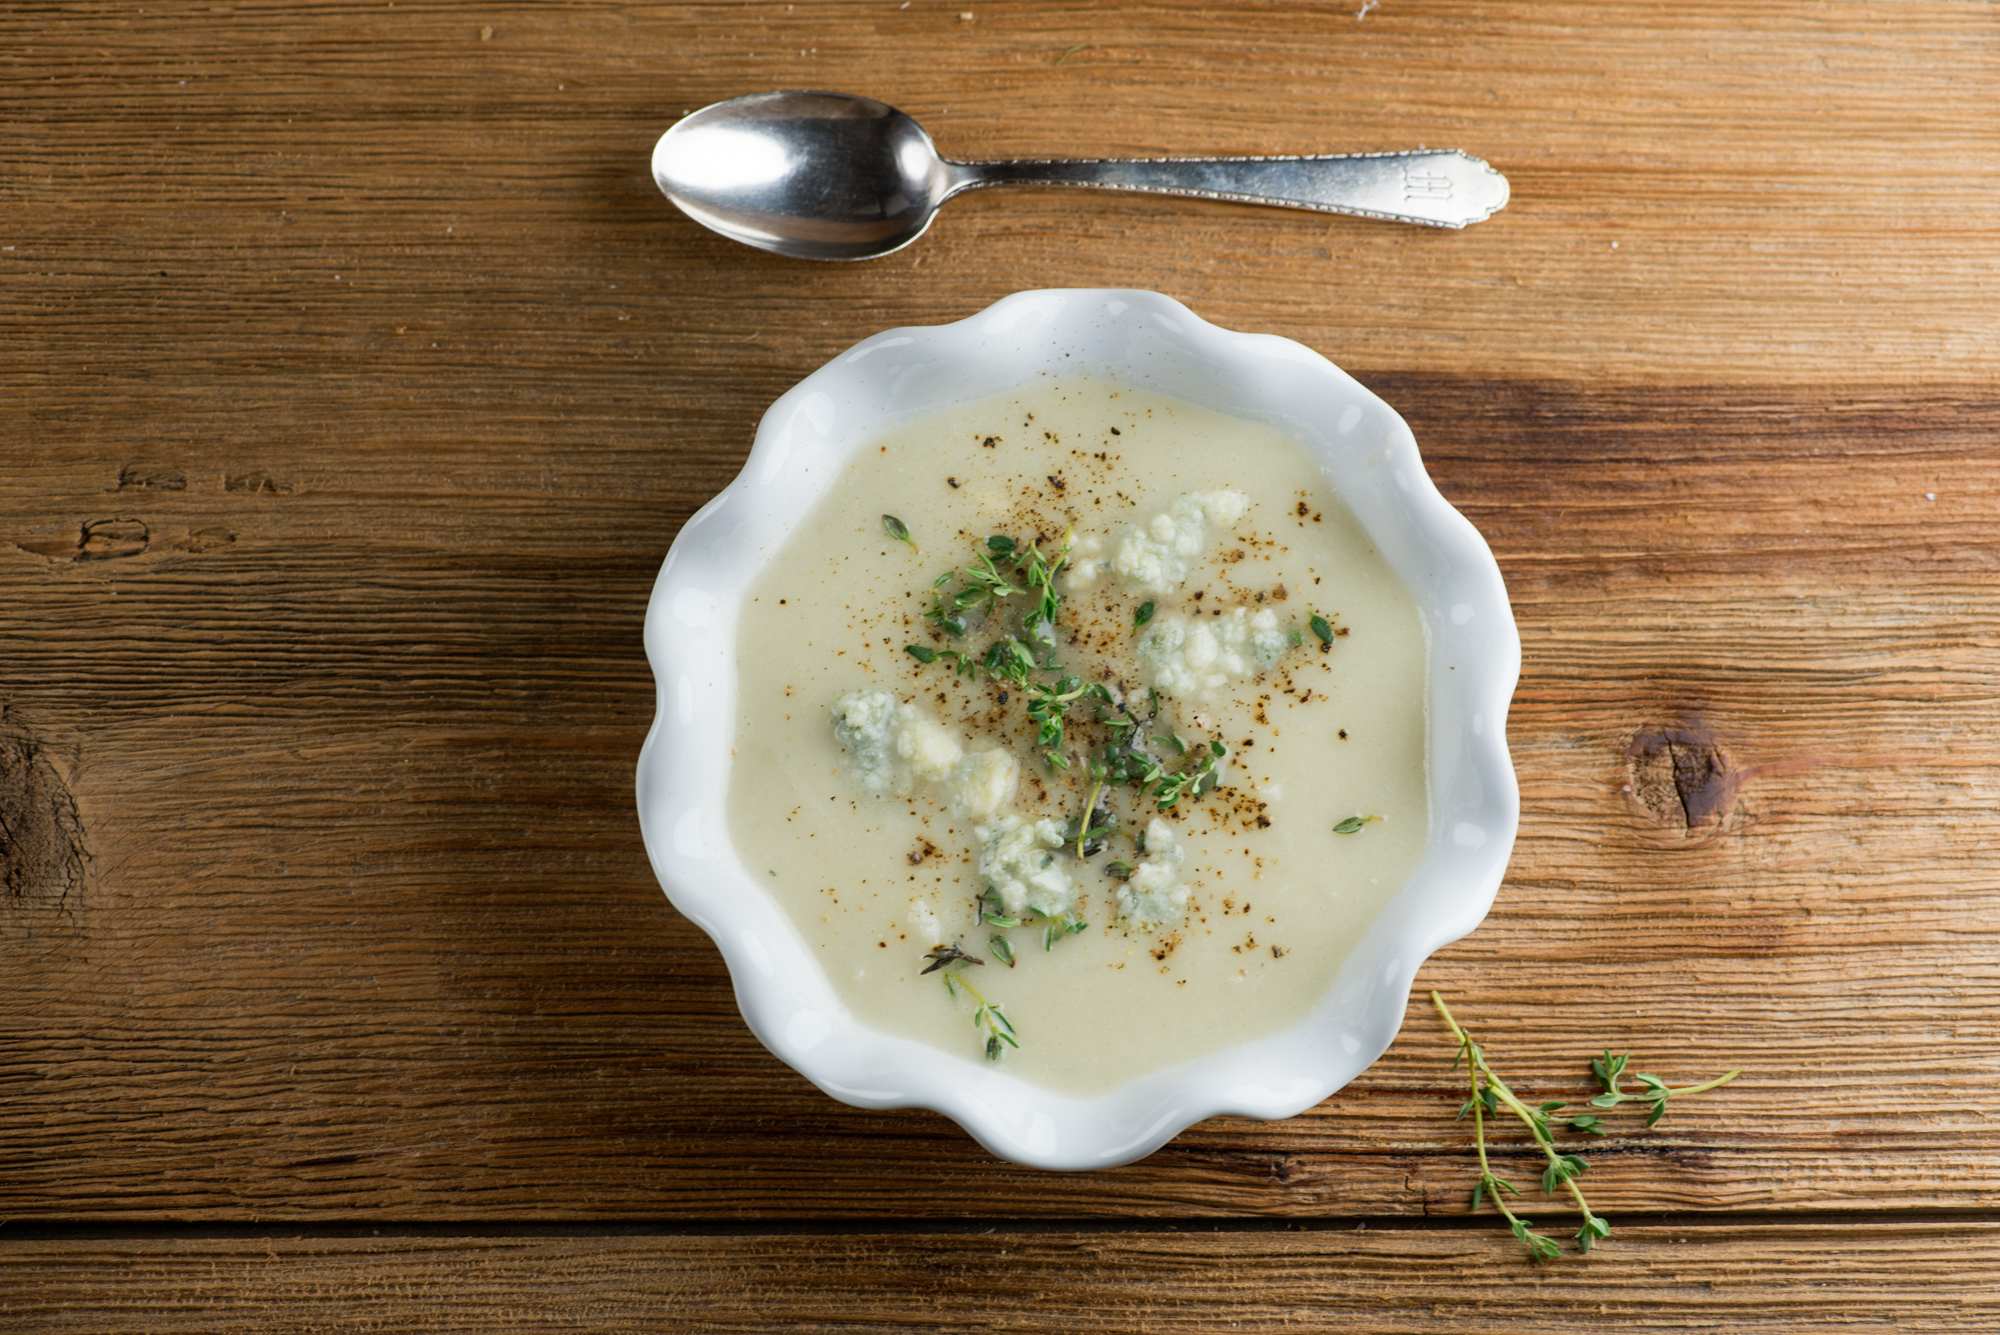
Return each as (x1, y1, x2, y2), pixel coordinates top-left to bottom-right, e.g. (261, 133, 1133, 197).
(653, 91, 1509, 261)
(653, 91, 957, 261)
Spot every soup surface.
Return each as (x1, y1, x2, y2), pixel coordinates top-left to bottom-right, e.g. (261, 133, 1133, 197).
(728, 377, 1428, 1093)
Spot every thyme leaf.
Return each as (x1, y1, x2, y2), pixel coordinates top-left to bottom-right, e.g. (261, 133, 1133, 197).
(1332, 814, 1381, 834)
(922, 943, 983, 974)
(1134, 599, 1155, 628)
(977, 887, 1023, 929)
(883, 514, 914, 548)
(1042, 916, 1088, 951)
(1310, 613, 1335, 646)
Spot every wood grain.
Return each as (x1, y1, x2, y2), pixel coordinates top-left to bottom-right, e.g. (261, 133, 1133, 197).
(6, 1225, 1999, 1333)
(4, 7, 1999, 1328)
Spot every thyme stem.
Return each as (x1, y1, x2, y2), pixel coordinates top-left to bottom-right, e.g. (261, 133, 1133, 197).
(1075, 775, 1105, 859)
(1458, 1028, 1544, 1251)
(1659, 1069, 1741, 1098)
(943, 962, 1018, 1060)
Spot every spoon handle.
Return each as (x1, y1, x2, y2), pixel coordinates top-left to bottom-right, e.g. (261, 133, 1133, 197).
(951, 149, 1507, 229)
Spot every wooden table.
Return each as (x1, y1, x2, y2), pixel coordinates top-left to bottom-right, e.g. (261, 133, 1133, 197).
(6, 3, 1997, 1329)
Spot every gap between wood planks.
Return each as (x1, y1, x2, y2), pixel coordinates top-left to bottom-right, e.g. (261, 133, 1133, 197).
(9, 1208, 1999, 1242)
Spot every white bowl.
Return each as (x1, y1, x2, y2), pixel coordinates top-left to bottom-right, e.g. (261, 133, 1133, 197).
(636, 289, 1519, 1170)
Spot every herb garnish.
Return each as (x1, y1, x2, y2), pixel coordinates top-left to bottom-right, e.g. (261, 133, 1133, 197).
(926, 550, 1025, 636)
(926, 944, 1018, 1060)
(1042, 916, 1088, 951)
(979, 886, 1088, 954)
(1144, 739, 1227, 811)
(1068, 772, 1116, 858)
(912, 533, 1099, 769)
(906, 529, 1240, 890)
(921, 943, 983, 974)
(1309, 612, 1335, 646)
(1332, 814, 1381, 834)
(1022, 673, 1092, 766)
(976, 887, 1022, 929)
(1432, 991, 1740, 1263)
(1586, 1049, 1746, 1127)
(883, 514, 914, 549)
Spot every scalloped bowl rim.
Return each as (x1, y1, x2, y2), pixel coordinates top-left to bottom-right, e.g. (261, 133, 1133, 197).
(636, 289, 1519, 1170)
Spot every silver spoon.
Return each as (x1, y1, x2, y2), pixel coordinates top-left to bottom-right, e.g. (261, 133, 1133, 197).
(652, 90, 1509, 261)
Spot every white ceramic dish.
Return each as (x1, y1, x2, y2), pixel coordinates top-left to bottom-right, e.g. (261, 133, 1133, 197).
(636, 289, 1519, 1170)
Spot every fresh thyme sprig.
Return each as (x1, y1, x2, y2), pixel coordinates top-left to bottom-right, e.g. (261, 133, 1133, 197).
(1146, 739, 1227, 810)
(1023, 673, 1092, 765)
(926, 943, 1018, 1060)
(1431, 991, 1741, 1263)
(1074, 693, 1226, 812)
(1434, 992, 1608, 1260)
(1018, 534, 1069, 629)
(924, 544, 1026, 637)
(1587, 1050, 1745, 1127)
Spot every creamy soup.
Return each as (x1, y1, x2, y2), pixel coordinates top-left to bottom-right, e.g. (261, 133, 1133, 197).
(728, 377, 1428, 1094)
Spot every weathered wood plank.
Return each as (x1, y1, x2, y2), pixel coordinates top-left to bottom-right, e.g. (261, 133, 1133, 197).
(5, 1225, 1998, 1333)
(2, 2, 1996, 387)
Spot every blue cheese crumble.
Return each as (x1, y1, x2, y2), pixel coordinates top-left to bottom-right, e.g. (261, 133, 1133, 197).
(1136, 607, 1291, 698)
(973, 814, 1077, 918)
(831, 689, 1017, 818)
(1069, 489, 1250, 594)
(1115, 819, 1189, 926)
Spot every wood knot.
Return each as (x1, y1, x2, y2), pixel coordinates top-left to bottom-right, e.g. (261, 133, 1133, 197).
(1626, 721, 1738, 834)
(0, 725, 87, 940)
